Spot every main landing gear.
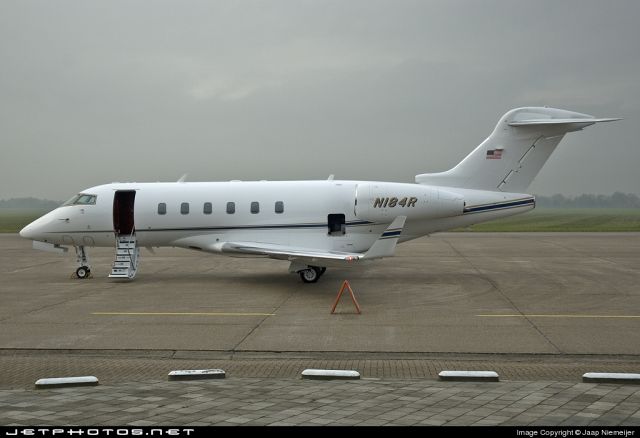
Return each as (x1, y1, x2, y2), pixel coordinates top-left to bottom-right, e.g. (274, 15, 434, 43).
(298, 266, 327, 283)
(74, 246, 91, 279)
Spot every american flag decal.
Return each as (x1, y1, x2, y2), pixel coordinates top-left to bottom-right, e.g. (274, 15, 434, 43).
(486, 149, 503, 159)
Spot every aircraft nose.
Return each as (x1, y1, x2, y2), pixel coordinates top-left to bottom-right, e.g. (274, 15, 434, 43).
(19, 209, 62, 241)
(19, 222, 36, 239)
(19, 215, 49, 240)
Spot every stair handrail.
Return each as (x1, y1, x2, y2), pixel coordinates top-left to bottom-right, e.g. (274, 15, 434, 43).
(125, 228, 136, 272)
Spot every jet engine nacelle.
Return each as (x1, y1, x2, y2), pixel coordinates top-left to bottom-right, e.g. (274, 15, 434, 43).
(355, 183, 464, 222)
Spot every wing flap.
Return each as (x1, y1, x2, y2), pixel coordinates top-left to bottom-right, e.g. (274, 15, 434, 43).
(216, 241, 361, 262)
(212, 216, 407, 266)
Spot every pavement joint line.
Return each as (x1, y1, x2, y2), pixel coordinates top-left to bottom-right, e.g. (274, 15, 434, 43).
(442, 238, 563, 354)
(231, 280, 298, 352)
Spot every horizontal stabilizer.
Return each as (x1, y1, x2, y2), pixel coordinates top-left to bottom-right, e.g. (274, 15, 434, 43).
(509, 117, 621, 127)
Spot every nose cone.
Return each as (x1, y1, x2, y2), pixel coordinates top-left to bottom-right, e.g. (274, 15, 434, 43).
(19, 221, 37, 239)
(19, 212, 52, 241)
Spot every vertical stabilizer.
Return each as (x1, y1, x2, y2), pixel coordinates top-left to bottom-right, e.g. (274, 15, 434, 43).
(415, 107, 620, 192)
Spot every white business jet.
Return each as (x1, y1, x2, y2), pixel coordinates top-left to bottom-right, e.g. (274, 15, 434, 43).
(20, 107, 619, 282)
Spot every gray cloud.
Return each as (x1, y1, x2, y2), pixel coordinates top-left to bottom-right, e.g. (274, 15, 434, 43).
(1, 0, 639, 199)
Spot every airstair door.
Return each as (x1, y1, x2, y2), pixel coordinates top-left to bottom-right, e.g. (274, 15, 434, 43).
(113, 190, 136, 236)
(110, 190, 139, 279)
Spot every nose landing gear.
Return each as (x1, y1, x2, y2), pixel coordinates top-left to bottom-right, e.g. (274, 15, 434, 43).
(74, 246, 91, 279)
(75, 265, 91, 279)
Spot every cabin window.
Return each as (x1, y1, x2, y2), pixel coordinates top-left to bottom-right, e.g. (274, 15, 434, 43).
(275, 201, 284, 214)
(328, 214, 346, 236)
(226, 202, 235, 214)
(203, 202, 212, 214)
(250, 201, 259, 214)
(181, 202, 190, 215)
(157, 203, 166, 215)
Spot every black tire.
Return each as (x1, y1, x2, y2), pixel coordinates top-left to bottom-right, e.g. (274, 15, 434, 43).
(76, 266, 90, 279)
(319, 267, 327, 276)
(299, 267, 320, 283)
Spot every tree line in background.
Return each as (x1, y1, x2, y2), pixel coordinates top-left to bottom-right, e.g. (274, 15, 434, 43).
(0, 193, 639, 209)
(534, 192, 640, 208)
(0, 197, 60, 209)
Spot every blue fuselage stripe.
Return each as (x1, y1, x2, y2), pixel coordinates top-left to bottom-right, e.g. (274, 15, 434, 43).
(463, 198, 535, 214)
(50, 220, 374, 234)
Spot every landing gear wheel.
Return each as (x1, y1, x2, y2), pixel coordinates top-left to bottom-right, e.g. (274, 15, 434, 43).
(74, 246, 91, 279)
(299, 267, 321, 283)
(75, 266, 90, 279)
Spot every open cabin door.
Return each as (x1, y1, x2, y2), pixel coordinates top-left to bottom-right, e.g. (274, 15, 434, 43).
(109, 190, 140, 279)
(327, 214, 346, 236)
(113, 190, 136, 236)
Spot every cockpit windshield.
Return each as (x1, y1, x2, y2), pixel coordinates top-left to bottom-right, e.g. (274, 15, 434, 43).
(63, 193, 97, 206)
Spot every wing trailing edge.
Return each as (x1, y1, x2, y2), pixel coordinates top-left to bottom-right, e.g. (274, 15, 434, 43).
(211, 216, 407, 266)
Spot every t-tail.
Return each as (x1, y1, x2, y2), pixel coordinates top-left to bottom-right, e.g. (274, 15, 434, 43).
(415, 107, 620, 192)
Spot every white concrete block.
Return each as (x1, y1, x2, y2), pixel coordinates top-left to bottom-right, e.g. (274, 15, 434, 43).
(582, 372, 640, 384)
(168, 369, 226, 381)
(438, 371, 499, 382)
(301, 369, 360, 380)
(35, 376, 99, 389)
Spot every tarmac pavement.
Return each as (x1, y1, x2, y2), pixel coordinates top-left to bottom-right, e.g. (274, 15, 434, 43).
(1, 232, 639, 426)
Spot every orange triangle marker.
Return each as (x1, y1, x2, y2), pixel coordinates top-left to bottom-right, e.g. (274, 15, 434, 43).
(331, 280, 361, 314)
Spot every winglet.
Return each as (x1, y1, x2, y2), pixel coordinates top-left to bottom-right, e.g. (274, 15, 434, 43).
(362, 216, 407, 259)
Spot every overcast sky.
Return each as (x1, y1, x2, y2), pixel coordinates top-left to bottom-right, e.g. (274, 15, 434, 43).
(1, 0, 639, 200)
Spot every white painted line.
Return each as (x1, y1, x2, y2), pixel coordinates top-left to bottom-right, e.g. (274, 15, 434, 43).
(94, 312, 275, 317)
(35, 376, 99, 389)
(438, 371, 499, 382)
(168, 369, 226, 381)
(582, 373, 640, 384)
(301, 369, 360, 380)
(479, 314, 640, 319)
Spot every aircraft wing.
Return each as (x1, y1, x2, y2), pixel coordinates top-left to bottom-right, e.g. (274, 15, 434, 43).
(212, 216, 407, 266)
